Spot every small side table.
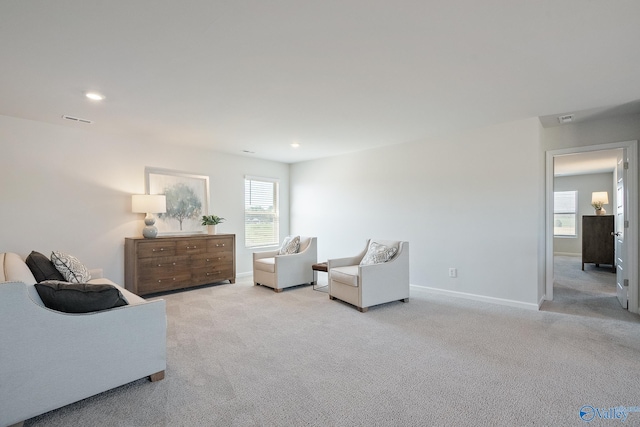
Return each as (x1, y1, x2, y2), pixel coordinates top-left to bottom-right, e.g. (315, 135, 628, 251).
(312, 262, 328, 291)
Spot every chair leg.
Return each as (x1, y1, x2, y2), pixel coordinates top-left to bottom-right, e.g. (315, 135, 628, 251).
(274, 288, 283, 293)
(329, 295, 336, 300)
(358, 307, 368, 313)
(401, 298, 409, 303)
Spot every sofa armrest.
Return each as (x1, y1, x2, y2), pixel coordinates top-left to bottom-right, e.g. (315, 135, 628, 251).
(88, 268, 104, 279)
(0, 281, 167, 426)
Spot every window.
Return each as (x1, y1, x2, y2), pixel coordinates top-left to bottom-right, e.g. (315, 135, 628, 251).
(554, 191, 577, 237)
(245, 176, 279, 247)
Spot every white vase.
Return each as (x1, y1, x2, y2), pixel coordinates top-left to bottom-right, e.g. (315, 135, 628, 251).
(208, 224, 217, 234)
(595, 208, 606, 216)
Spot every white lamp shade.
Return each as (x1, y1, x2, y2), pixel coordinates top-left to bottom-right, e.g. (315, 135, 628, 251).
(591, 191, 609, 205)
(132, 194, 167, 213)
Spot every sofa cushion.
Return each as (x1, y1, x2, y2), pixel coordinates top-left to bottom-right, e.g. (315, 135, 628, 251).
(330, 265, 359, 287)
(254, 257, 276, 273)
(35, 281, 128, 313)
(360, 241, 398, 266)
(278, 235, 300, 255)
(51, 251, 91, 283)
(26, 251, 66, 282)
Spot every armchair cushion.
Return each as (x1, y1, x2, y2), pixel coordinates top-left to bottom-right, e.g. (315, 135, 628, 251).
(360, 241, 398, 265)
(35, 281, 128, 313)
(26, 251, 66, 282)
(278, 235, 300, 255)
(254, 257, 276, 273)
(330, 265, 359, 287)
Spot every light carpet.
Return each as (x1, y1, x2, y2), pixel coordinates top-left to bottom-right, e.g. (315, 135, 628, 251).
(25, 271, 640, 426)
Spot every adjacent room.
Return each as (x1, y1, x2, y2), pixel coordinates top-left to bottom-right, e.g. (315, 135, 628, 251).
(1, 1, 640, 426)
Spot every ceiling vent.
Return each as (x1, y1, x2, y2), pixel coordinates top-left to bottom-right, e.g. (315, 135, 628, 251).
(557, 114, 574, 124)
(62, 115, 93, 124)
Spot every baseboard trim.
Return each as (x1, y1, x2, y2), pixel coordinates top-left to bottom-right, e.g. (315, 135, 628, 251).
(538, 294, 546, 309)
(410, 285, 539, 311)
(553, 252, 581, 257)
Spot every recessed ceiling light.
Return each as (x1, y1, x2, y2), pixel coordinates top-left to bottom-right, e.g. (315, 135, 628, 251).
(85, 92, 105, 101)
(291, 142, 300, 148)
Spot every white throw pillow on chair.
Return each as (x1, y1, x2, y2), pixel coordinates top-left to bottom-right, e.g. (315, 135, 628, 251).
(360, 241, 397, 265)
(278, 235, 300, 255)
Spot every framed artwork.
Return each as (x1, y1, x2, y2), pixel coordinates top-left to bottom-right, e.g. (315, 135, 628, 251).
(145, 167, 210, 235)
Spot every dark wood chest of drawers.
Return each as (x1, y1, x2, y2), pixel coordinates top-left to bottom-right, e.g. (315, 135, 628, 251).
(125, 234, 235, 295)
(581, 215, 614, 271)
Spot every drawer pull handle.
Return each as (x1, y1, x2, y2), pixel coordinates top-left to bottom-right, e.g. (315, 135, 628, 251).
(152, 248, 165, 252)
(186, 245, 197, 249)
(216, 243, 226, 247)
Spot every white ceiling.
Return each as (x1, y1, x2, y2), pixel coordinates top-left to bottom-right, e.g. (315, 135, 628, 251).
(1, 1, 640, 164)
(554, 149, 620, 177)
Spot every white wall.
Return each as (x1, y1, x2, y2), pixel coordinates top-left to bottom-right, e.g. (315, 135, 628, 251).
(291, 118, 544, 307)
(553, 172, 614, 255)
(0, 115, 290, 283)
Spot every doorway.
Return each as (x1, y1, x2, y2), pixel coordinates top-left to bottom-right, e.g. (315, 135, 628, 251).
(544, 141, 638, 315)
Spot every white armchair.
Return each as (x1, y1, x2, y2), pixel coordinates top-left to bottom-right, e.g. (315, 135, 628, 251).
(328, 239, 409, 312)
(253, 236, 318, 292)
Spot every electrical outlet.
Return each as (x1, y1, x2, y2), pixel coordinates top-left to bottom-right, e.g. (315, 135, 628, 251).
(448, 268, 457, 278)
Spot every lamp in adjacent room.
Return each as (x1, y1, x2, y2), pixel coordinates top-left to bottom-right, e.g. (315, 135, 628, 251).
(132, 194, 167, 238)
(591, 191, 609, 215)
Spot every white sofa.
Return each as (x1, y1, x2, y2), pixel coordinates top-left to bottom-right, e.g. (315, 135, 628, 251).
(253, 236, 318, 292)
(328, 239, 410, 312)
(0, 252, 166, 427)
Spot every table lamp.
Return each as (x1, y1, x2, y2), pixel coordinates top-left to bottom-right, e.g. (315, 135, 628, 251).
(132, 194, 167, 238)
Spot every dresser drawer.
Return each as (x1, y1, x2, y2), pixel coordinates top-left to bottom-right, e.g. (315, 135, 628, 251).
(191, 252, 233, 268)
(138, 255, 189, 275)
(175, 239, 208, 256)
(207, 238, 233, 253)
(191, 267, 234, 286)
(138, 273, 192, 294)
(137, 241, 176, 258)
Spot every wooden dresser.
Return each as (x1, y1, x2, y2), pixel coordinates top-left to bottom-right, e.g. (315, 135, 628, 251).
(125, 234, 235, 296)
(581, 215, 614, 272)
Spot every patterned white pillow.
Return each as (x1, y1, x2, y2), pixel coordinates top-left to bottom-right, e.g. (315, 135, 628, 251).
(278, 235, 300, 255)
(360, 241, 398, 266)
(51, 251, 92, 283)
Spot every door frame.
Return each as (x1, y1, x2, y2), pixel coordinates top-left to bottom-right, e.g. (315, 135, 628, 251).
(545, 140, 638, 314)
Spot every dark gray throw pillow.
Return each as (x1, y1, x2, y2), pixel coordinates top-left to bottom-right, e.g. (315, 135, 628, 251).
(35, 281, 128, 313)
(25, 251, 65, 282)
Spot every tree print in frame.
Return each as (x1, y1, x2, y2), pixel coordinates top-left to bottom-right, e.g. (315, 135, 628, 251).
(145, 167, 210, 235)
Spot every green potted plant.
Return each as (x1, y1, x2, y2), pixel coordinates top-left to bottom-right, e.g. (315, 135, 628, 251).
(591, 201, 606, 215)
(201, 215, 225, 234)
